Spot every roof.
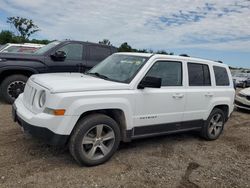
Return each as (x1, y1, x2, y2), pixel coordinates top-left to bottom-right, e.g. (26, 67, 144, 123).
(61, 40, 117, 49)
(115, 52, 225, 66)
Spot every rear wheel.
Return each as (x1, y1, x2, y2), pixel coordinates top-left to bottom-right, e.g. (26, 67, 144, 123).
(0, 75, 28, 104)
(69, 114, 121, 166)
(201, 108, 225, 140)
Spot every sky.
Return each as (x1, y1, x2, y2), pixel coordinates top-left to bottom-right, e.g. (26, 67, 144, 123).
(0, 0, 250, 68)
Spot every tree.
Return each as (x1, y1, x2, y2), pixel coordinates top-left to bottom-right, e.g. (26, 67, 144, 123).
(99, 39, 112, 46)
(0, 30, 14, 44)
(7, 16, 40, 39)
(118, 42, 134, 52)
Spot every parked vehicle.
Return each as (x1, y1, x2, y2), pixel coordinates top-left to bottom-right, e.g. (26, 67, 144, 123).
(235, 88, 250, 110)
(0, 43, 44, 53)
(12, 53, 235, 166)
(232, 73, 250, 87)
(0, 40, 117, 103)
(242, 78, 250, 88)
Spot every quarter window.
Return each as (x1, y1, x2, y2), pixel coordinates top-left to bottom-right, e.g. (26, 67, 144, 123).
(57, 43, 83, 60)
(188, 63, 211, 86)
(145, 61, 182, 86)
(213, 66, 230, 86)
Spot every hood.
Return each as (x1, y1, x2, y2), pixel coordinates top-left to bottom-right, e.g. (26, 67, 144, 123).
(30, 73, 130, 93)
(0, 52, 41, 61)
(240, 88, 250, 95)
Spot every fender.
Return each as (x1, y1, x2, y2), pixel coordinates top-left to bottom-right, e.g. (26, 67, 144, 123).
(204, 97, 232, 120)
(0, 65, 40, 75)
(66, 97, 134, 131)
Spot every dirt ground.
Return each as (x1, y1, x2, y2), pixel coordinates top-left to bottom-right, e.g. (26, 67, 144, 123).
(0, 101, 250, 188)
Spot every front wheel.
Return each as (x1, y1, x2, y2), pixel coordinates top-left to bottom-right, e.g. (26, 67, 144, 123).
(200, 108, 225, 140)
(0, 75, 28, 104)
(69, 114, 121, 166)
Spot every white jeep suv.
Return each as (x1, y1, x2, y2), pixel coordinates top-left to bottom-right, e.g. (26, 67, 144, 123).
(12, 53, 235, 166)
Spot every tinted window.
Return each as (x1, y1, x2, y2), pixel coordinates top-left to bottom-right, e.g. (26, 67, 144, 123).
(188, 63, 211, 86)
(146, 61, 182, 86)
(213, 66, 230, 86)
(89, 46, 111, 61)
(58, 43, 83, 60)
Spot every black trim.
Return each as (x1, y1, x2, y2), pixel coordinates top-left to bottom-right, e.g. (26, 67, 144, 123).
(125, 119, 204, 140)
(134, 120, 203, 136)
(12, 105, 69, 146)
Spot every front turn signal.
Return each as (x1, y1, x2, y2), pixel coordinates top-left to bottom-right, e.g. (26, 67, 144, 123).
(53, 109, 66, 116)
(44, 108, 66, 116)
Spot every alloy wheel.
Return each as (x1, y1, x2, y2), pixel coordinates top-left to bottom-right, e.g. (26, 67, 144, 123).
(82, 124, 115, 160)
(208, 113, 223, 137)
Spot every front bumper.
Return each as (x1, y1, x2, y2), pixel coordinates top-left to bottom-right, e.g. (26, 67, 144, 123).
(12, 104, 69, 146)
(235, 94, 250, 110)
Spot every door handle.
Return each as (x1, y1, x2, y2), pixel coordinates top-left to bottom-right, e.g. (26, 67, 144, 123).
(173, 93, 184, 99)
(205, 93, 214, 97)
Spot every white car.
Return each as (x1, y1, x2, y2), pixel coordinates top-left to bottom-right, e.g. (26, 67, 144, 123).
(0, 43, 44, 53)
(232, 73, 250, 87)
(12, 53, 235, 166)
(235, 88, 250, 110)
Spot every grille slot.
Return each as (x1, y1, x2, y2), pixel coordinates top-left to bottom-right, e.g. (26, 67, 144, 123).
(23, 83, 37, 108)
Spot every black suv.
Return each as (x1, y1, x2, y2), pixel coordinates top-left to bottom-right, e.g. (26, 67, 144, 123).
(0, 40, 117, 103)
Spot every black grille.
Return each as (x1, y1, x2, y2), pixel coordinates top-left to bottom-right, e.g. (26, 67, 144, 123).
(246, 96, 250, 101)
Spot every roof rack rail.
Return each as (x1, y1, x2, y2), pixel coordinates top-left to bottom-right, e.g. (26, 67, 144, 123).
(179, 54, 190, 57)
(216, 60, 223, 64)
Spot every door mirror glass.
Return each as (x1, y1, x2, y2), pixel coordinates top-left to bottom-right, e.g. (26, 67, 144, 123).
(51, 51, 66, 61)
(138, 76, 161, 89)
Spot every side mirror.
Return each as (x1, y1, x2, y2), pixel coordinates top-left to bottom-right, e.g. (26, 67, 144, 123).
(51, 51, 66, 61)
(138, 76, 162, 89)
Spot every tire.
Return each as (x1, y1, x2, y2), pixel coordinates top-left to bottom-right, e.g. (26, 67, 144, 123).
(0, 74, 28, 104)
(200, 108, 225, 140)
(69, 114, 121, 166)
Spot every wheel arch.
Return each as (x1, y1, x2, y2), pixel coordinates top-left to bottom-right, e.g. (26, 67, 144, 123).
(71, 108, 129, 142)
(209, 104, 229, 121)
(0, 68, 37, 84)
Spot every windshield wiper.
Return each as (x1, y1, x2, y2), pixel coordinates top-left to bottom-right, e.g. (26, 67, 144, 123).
(86, 72, 110, 80)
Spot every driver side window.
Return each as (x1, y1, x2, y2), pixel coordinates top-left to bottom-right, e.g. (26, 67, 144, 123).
(57, 43, 83, 60)
(145, 61, 183, 86)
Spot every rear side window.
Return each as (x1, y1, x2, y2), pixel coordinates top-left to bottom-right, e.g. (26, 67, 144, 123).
(213, 66, 230, 86)
(89, 46, 111, 61)
(188, 63, 211, 86)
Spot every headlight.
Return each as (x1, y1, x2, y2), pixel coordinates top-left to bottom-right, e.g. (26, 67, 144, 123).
(38, 90, 46, 108)
(238, 93, 246, 98)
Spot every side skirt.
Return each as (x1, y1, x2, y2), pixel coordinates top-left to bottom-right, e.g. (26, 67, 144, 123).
(124, 119, 204, 141)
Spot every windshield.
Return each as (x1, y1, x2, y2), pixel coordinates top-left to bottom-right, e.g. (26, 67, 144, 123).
(0, 44, 7, 51)
(34, 41, 61, 54)
(88, 54, 149, 83)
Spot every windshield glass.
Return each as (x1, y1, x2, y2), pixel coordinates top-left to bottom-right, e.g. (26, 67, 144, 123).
(34, 41, 61, 54)
(0, 44, 8, 51)
(88, 54, 149, 83)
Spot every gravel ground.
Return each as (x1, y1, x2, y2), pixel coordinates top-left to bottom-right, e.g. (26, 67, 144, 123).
(0, 100, 250, 188)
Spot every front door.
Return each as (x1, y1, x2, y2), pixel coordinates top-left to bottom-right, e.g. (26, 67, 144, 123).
(46, 43, 86, 73)
(134, 60, 185, 136)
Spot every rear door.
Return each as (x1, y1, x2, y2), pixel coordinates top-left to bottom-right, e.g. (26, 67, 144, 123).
(86, 45, 112, 69)
(46, 42, 86, 73)
(183, 62, 213, 122)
